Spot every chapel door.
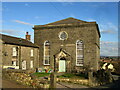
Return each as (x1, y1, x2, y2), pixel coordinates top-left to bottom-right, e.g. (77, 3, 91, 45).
(59, 59, 66, 72)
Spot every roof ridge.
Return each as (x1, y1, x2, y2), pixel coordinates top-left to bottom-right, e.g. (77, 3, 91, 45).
(1, 33, 23, 40)
(44, 17, 87, 26)
(0, 33, 39, 48)
(0, 33, 33, 43)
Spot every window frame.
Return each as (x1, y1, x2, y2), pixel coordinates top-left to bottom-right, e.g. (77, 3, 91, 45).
(43, 40, 50, 65)
(30, 49, 34, 57)
(59, 31, 68, 40)
(12, 47, 17, 56)
(76, 40, 84, 66)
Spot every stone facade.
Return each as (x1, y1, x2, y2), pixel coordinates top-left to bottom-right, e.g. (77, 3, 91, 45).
(33, 17, 100, 73)
(1, 34, 39, 70)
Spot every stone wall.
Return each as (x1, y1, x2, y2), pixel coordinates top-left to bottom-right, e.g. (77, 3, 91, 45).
(57, 78, 89, 86)
(2, 43, 39, 70)
(2, 70, 49, 88)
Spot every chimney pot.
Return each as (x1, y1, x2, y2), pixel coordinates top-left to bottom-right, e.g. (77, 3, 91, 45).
(25, 32, 31, 41)
(26, 32, 28, 35)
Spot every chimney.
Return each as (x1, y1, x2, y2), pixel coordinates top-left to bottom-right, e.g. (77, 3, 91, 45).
(25, 32, 31, 41)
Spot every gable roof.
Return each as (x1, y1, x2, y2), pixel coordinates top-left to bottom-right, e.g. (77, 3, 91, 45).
(45, 17, 88, 25)
(33, 17, 100, 38)
(34, 17, 95, 27)
(0, 34, 39, 48)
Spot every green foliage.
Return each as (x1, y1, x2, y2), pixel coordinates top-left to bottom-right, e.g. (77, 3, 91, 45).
(33, 72, 50, 77)
(93, 69, 113, 84)
(112, 62, 120, 74)
(99, 61, 105, 68)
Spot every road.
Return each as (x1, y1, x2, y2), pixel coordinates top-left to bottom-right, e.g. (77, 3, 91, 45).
(2, 79, 29, 88)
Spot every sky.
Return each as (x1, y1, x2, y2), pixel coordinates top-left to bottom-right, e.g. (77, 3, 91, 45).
(1, 1, 119, 56)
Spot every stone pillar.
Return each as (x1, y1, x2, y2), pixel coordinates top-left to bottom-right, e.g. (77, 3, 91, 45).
(88, 71, 94, 86)
(49, 72, 56, 89)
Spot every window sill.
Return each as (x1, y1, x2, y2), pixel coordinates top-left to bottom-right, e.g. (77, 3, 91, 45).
(76, 65, 83, 67)
(44, 64, 50, 66)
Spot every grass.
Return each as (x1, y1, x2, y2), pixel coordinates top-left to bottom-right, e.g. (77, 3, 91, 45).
(57, 73, 88, 79)
(32, 72, 50, 77)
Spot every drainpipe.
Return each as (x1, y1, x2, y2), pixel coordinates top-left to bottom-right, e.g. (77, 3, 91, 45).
(19, 39, 22, 69)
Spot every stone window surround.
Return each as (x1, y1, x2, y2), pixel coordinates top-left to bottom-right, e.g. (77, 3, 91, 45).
(12, 47, 17, 56)
(30, 49, 34, 57)
(76, 40, 84, 66)
(58, 31, 68, 40)
(43, 40, 50, 65)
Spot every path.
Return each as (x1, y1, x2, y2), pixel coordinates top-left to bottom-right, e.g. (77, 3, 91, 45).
(2, 79, 30, 88)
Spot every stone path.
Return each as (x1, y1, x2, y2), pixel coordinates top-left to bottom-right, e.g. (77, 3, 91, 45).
(2, 79, 30, 88)
(56, 82, 90, 89)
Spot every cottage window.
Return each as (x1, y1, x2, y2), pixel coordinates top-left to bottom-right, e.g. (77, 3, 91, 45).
(12, 61, 16, 66)
(31, 49, 33, 57)
(76, 40, 84, 66)
(30, 61, 33, 68)
(12, 47, 17, 56)
(43, 41, 50, 65)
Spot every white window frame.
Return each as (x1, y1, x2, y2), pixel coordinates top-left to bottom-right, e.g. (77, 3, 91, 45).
(30, 60, 33, 68)
(43, 41, 50, 65)
(31, 49, 34, 57)
(76, 40, 84, 66)
(12, 47, 17, 56)
(12, 61, 17, 66)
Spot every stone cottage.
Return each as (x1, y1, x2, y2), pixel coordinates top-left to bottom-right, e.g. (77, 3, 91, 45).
(1, 32, 39, 70)
(33, 17, 100, 73)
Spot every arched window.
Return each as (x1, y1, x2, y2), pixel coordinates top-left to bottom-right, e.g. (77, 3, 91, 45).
(76, 40, 84, 66)
(44, 41, 50, 65)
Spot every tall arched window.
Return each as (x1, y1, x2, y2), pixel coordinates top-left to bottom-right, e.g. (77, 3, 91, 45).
(44, 41, 50, 65)
(76, 40, 84, 66)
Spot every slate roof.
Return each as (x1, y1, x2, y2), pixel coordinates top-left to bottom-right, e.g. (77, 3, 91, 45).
(0, 34, 39, 48)
(34, 17, 96, 27)
(44, 17, 88, 25)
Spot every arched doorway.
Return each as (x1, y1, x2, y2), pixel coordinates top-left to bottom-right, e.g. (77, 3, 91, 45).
(59, 57, 66, 72)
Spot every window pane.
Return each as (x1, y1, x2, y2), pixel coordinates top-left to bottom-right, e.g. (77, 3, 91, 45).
(44, 41, 50, 65)
(76, 40, 84, 66)
(31, 49, 33, 56)
(13, 47, 17, 56)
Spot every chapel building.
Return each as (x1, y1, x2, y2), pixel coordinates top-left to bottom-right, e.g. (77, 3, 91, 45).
(33, 17, 100, 73)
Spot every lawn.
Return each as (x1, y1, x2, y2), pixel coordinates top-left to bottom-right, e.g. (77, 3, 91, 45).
(57, 73, 88, 79)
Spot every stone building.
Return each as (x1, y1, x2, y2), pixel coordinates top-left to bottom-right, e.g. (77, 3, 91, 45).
(33, 17, 100, 73)
(1, 32, 39, 70)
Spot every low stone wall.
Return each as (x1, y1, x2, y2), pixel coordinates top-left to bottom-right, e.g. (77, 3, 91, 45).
(2, 70, 49, 88)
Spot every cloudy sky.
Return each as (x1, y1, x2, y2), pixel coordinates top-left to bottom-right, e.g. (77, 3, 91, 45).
(1, 0, 119, 56)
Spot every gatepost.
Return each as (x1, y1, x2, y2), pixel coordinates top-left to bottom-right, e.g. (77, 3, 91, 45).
(49, 55, 56, 89)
